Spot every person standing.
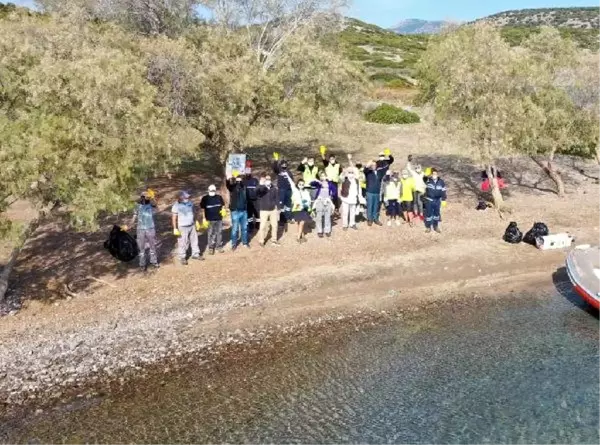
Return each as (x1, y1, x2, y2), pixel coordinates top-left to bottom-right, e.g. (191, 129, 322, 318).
(289, 176, 312, 243)
(363, 150, 394, 226)
(424, 168, 447, 233)
(244, 166, 260, 233)
(320, 146, 342, 209)
(272, 152, 293, 225)
(172, 191, 203, 265)
(383, 172, 401, 226)
(257, 173, 280, 246)
(408, 163, 426, 221)
(339, 167, 360, 230)
(400, 169, 416, 226)
(310, 171, 336, 238)
(130, 190, 159, 271)
(200, 184, 225, 255)
(297, 156, 320, 200)
(226, 172, 249, 250)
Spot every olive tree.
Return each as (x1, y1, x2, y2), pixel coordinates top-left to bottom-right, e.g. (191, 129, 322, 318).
(0, 16, 200, 300)
(417, 23, 530, 209)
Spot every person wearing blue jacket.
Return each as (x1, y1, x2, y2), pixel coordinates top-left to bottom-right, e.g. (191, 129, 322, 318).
(424, 168, 447, 233)
(363, 153, 394, 226)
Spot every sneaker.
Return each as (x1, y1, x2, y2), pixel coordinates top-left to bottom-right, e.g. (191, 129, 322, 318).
(408, 221, 414, 228)
(180, 259, 188, 265)
(374, 220, 383, 226)
(396, 220, 401, 227)
(271, 240, 280, 246)
(318, 233, 324, 238)
(191, 255, 204, 261)
(150, 263, 160, 270)
(139, 265, 147, 272)
(244, 244, 250, 249)
(325, 233, 331, 238)
(434, 227, 442, 233)
(343, 227, 348, 231)
(259, 241, 265, 248)
(425, 228, 432, 233)
(209, 248, 215, 255)
(297, 238, 302, 244)
(387, 221, 392, 227)
(367, 221, 373, 227)
(231, 244, 238, 251)
(351, 225, 358, 230)
(218, 248, 225, 253)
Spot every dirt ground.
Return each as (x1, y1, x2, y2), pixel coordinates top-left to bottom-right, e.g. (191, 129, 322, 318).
(0, 118, 598, 402)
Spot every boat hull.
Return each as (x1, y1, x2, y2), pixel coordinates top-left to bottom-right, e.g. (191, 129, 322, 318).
(566, 247, 600, 310)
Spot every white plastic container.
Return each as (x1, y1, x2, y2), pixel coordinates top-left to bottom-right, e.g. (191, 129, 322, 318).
(536, 233, 575, 250)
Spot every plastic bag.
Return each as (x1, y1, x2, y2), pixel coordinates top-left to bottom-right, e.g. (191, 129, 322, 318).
(523, 222, 549, 246)
(503, 221, 523, 244)
(104, 225, 139, 262)
(476, 200, 488, 211)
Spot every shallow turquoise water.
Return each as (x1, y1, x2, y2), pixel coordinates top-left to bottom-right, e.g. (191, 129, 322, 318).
(4, 289, 599, 444)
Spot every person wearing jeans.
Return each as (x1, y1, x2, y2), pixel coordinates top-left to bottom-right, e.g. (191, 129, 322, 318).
(200, 184, 225, 255)
(130, 190, 159, 271)
(172, 191, 203, 265)
(226, 173, 249, 250)
(363, 152, 394, 226)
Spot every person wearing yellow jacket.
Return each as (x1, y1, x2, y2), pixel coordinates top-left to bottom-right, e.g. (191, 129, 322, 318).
(383, 172, 401, 226)
(400, 169, 416, 226)
(320, 146, 342, 209)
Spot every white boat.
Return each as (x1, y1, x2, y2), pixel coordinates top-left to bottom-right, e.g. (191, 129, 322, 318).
(566, 245, 600, 310)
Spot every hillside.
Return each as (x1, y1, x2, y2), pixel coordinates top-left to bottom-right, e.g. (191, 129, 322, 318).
(481, 7, 599, 29)
(389, 19, 452, 35)
(332, 18, 429, 88)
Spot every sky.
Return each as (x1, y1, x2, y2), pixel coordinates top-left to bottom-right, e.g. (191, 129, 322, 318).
(9, 0, 600, 28)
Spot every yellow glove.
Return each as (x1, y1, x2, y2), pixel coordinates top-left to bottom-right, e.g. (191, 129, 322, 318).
(273, 152, 279, 161)
(146, 188, 156, 199)
(219, 208, 227, 218)
(441, 201, 447, 208)
(319, 145, 327, 156)
(202, 219, 209, 229)
(232, 169, 239, 178)
(173, 228, 181, 236)
(195, 221, 201, 231)
(120, 225, 128, 232)
(383, 148, 391, 157)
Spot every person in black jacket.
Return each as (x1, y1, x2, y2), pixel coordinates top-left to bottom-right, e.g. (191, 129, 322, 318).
(226, 173, 249, 250)
(244, 167, 260, 233)
(273, 154, 293, 225)
(364, 152, 394, 225)
(256, 173, 280, 246)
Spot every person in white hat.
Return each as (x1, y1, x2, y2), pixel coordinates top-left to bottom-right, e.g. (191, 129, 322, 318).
(200, 184, 225, 254)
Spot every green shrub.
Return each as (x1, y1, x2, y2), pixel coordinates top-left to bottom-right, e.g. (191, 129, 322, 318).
(364, 104, 420, 124)
(385, 78, 413, 89)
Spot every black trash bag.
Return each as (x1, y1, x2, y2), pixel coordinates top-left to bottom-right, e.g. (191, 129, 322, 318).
(476, 200, 488, 211)
(503, 221, 523, 244)
(104, 225, 139, 262)
(523, 222, 549, 246)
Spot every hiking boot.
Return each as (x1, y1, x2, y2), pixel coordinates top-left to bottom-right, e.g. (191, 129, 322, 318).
(343, 227, 348, 231)
(231, 244, 238, 252)
(367, 221, 373, 227)
(434, 227, 442, 233)
(139, 265, 147, 273)
(425, 228, 432, 233)
(180, 259, 188, 265)
(374, 220, 383, 226)
(209, 248, 215, 255)
(351, 225, 358, 230)
(318, 233, 324, 238)
(408, 221, 414, 228)
(150, 263, 160, 270)
(325, 233, 331, 238)
(218, 248, 225, 253)
(191, 255, 205, 261)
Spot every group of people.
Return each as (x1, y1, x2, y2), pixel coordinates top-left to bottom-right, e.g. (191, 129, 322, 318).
(129, 148, 448, 270)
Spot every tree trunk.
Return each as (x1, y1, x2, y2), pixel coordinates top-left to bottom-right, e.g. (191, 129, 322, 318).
(486, 164, 504, 209)
(0, 215, 41, 302)
(531, 153, 565, 197)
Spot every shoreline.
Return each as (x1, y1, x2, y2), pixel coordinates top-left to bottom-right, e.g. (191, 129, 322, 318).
(0, 252, 573, 413)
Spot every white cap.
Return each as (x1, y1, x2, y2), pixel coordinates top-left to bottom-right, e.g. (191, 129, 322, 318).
(208, 184, 217, 192)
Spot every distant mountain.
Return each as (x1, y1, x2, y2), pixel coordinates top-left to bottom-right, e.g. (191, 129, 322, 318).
(389, 19, 453, 35)
(477, 7, 599, 29)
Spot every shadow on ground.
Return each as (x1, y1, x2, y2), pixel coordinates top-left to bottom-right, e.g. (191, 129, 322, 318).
(552, 267, 599, 318)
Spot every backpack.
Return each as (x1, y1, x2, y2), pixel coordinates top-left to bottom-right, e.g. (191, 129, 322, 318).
(523, 222, 549, 246)
(503, 221, 523, 244)
(104, 225, 139, 262)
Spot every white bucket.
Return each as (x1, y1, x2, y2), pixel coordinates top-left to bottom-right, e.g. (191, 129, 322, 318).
(536, 233, 575, 250)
